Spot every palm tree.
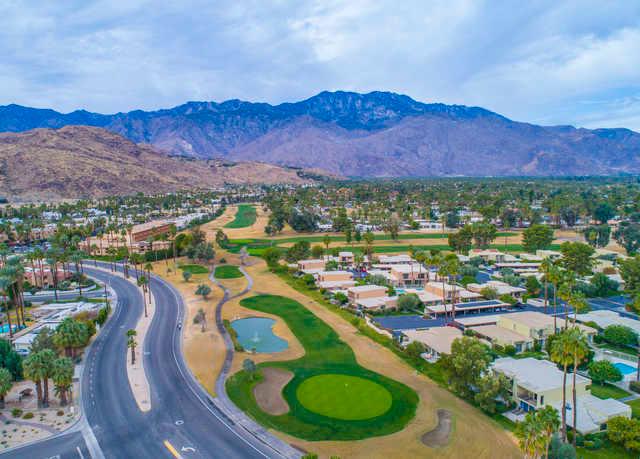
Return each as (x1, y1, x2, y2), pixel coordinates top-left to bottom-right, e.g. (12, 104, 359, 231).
(39, 349, 56, 408)
(137, 275, 149, 318)
(514, 411, 544, 459)
(550, 330, 573, 442)
(0, 276, 15, 338)
(539, 258, 553, 314)
(127, 329, 137, 365)
(445, 255, 460, 321)
(0, 367, 12, 409)
(538, 405, 561, 459)
(52, 357, 74, 406)
(547, 265, 562, 333)
(567, 327, 589, 447)
(23, 350, 49, 408)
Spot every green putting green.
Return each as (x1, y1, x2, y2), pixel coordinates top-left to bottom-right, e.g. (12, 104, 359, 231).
(226, 294, 418, 440)
(214, 265, 243, 279)
(296, 374, 392, 420)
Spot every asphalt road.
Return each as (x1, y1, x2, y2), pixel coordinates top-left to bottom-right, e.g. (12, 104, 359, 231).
(2, 264, 283, 459)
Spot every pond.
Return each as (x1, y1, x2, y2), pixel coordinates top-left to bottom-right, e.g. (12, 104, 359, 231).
(231, 317, 288, 353)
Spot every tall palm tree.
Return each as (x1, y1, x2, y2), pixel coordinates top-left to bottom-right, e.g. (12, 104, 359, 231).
(539, 258, 553, 314)
(52, 357, 74, 406)
(0, 276, 15, 338)
(127, 329, 137, 365)
(567, 327, 589, 447)
(550, 331, 573, 442)
(547, 265, 562, 333)
(514, 411, 544, 459)
(23, 351, 47, 408)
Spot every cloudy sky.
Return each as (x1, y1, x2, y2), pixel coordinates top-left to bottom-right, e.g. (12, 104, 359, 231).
(1, 0, 639, 130)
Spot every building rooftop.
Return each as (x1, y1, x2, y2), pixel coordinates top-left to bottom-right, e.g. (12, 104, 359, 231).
(493, 357, 591, 393)
(403, 327, 462, 355)
(348, 284, 387, 293)
(473, 324, 531, 344)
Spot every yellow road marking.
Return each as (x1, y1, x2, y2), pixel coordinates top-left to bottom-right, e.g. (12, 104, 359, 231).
(163, 440, 183, 459)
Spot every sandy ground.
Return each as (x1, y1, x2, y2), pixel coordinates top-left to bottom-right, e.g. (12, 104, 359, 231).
(0, 380, 79, 450)
(216, 275, 248, 297)
(233, 257, 520, 459)
(253, 367, 293, 416)
(152, 259, 225, 395)
(421, 409, 453, 448)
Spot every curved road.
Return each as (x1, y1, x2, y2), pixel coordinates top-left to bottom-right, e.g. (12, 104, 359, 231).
(2, 264, 292, 459)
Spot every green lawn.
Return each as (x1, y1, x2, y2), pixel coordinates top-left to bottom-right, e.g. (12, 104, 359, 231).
(577, 440, 636, 459)
(226, 294, 418, 440)
(272, 232, 516, 244)
(227, 238, 560, 256)
(589, 383, 631, 400)
(296, 374, 392, 420)
(179, 264, 209, 274)
(214, 265, 243, 279)
(225, 204, 257, 228)
(626, 398, 640, 418)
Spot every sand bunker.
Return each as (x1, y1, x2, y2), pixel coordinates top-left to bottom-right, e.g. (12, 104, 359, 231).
(421, 409, 453, 448)
(253, 367, 293, 415)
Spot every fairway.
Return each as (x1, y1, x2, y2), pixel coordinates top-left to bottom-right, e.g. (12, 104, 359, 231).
(225, 204, 257, 228)
(179, 264, 209, 274)
(297, 374, 392, 420)
(214, 265, 243, 279)
(226, 294, 418, 440)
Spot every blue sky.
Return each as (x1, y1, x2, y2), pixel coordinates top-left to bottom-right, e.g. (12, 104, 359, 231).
(1, 0, 639, 130)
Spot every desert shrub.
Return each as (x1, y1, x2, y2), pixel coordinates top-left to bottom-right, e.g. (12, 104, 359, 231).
(22, 412, 34, 419)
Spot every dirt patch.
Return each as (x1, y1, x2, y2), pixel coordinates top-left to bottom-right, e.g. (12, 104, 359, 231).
(253, 367, 293, 416)
(422, 409, 453, 448)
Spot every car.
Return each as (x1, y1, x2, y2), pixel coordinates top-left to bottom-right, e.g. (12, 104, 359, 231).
(177, 321, 182, 329)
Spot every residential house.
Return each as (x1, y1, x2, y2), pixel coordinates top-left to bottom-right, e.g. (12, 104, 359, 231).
(402, 327, 463, 362)
(493, 357, 631, 434)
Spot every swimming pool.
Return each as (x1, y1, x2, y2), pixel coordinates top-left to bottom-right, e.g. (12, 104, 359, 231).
(613, 362, 637, 375)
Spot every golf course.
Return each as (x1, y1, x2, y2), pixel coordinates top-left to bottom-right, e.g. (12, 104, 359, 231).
(226, 294, 418, 440)
(224, 204, 258, 228)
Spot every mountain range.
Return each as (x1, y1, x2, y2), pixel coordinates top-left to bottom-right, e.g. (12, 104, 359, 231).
(1, 91, 639, 177)
(0, 126, 334, 201)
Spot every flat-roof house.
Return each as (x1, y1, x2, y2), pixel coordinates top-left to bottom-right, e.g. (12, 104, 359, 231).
(376, 254, 414, 265)
(402, 327, 463, 362)
(389, 264, 428, 288)
(466, 280, 527, 300)
(493, 357, 631, 434)
(576, 310, 640, 335)
(472, 325, 533, 352)
(316, 270, 355, 291)
(347, 285, 387, 304)
(498, 312, 597, 347)
(338, 251, 355, 265)
(297, 259, 326, 274)
(423, 282, 483, 302)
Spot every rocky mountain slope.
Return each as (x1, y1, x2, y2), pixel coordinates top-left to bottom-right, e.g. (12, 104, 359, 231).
(0, 126, 334, 201)
(1, 91, 639, 176)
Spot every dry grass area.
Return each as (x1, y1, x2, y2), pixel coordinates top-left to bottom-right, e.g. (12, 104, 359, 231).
(232, 256, 520, 459)
(152, 259, 225, 395)
(216, 275, 248, 297)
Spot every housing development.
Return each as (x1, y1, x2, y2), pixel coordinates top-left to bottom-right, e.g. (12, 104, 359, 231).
(1, 3, 640, 459)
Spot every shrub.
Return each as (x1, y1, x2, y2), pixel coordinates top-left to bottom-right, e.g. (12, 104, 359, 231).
(219, 258, 227, 264)
(22, 412, 34, 419)
(630, 381, 640, 393)
(11, 409, 22, 418)
(504, 344, 517, 356)
(57, 410, 64, 416)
